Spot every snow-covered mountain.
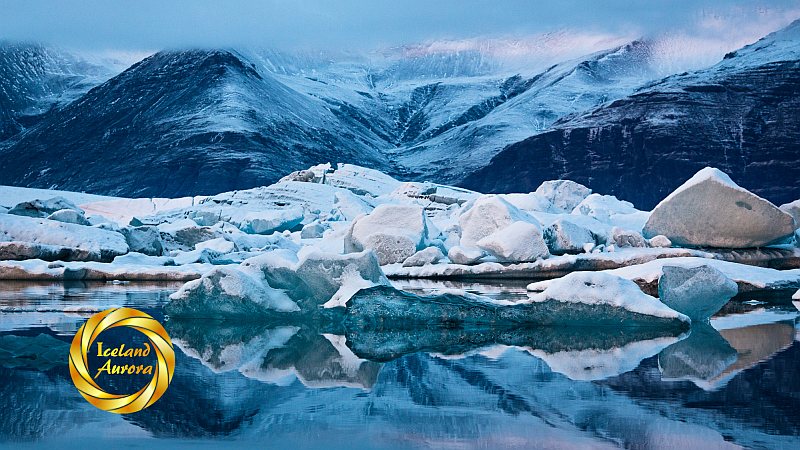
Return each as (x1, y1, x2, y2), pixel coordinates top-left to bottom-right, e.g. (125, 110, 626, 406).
(0, 50, 394, 197)
(463, 20, 800, 209)
(386, 40, 662, 183)
(0, 21, 798, 200)
(0, 42, 121, 140)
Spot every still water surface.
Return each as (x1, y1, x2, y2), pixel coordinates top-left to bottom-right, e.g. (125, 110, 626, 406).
(0, 281, 798, 449)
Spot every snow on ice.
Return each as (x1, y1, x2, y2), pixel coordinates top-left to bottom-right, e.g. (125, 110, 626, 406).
(1, 164, 798, 327)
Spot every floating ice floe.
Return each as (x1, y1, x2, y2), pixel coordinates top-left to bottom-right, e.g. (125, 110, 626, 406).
(0, 258, 211, 281)
(608, 257, 800, 293)
(0, 214, 128, 262)
(165, 249, 391, 318)
(644, 167, 796, 248)
(526, 272, 689, 323)
(166, 248, 689, 327)
(346, 275, 689, 329)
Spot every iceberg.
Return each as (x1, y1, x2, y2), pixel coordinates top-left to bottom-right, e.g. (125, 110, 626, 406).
(345, 280, 688, 329)
(534, 179, 592, 213)
(166, 249, 391, 318)
(476, 221, 549, 263)
(120, 226, 164, 256)
(0, 214, 128, 262)
(458, 195, 539, 247)
(167, 266, 300, 318)
(543, 219, 596, 255)
(344, 204, 428, 265)
(643, 167, 795, 248)
(402, 247, 445, 267)
(658, 265, 738, 321)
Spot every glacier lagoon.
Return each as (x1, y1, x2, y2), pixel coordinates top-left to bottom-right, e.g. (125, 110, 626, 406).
(0, 280, 798, 449)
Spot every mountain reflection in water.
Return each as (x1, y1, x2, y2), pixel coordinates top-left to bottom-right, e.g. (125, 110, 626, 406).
(0, 281, 798, 449)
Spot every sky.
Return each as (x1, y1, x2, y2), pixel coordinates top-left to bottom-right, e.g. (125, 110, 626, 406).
(1, 0, 799, 67)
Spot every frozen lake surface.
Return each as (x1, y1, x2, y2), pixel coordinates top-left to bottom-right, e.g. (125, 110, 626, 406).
(0, 281, 799, 449)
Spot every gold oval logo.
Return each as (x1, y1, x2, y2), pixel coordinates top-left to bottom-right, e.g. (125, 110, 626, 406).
(68, 307, 175, 414)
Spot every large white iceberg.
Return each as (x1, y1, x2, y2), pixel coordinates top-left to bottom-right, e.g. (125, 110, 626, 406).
(643, 167, 795, 248)
(344, 204, 429, 265)
(458, 195, 540, 247)
(476, 221, 549, 263)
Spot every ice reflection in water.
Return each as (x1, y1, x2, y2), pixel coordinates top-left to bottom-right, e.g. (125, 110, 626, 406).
(0, 281, 799, 449)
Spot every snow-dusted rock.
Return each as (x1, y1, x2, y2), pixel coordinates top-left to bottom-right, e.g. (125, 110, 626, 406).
(658, 265, 738, 321)
(0, 214, 128, 262)
(535, 180, 592, 212)
(780, 199, 800, 229)
(402, 247, 445, 267)
(300, 222, 326, 239)
(528, 272, 690, 325)
(544, 219, 596, 255)
(611, 227, 647, 248)
(239, 207, 304, 234)
(120, 226, 164, 256)
(643, 167, 795, 248)
(46, 208, 90, 226)
(345, 204, 427, 265)
(7, 196, 82, 218)
(166, 266, 300, 318)
(476, 221, 549, 263)
(648, 235, 672, 248)
(195, 237, 236, 254)
(447, 246, 484, 265)
(459, 195, 537, 247)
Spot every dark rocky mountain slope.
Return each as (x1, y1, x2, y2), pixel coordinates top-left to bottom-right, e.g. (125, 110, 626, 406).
(461, 20, 800, 209)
